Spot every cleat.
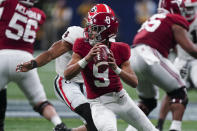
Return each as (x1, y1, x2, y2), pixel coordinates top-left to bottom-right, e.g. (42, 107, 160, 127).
(53, 122, 71, 131)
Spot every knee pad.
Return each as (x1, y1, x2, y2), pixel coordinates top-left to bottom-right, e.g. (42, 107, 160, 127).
(167, 87, 188, 107)
(75, 103, 98, 131)
(138, 97, 157, 115)
(33, 101, 52, 115)
(75, 103, 92, 120)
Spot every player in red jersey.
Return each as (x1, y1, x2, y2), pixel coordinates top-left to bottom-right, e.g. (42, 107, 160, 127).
(127, 0, 197, 131)
(64, 12, 158, 131)
(156, 0, 197, 130)
(0, 0, 69, 131)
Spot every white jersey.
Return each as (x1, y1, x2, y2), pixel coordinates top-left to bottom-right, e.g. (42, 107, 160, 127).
(55, 26, 84, 83)
(177, 15, 197, 60)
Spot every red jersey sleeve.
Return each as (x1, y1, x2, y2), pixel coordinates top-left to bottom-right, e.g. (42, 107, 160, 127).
(0, 0, 16, 8)
(31, 8, 46, 25)
(118, 42, 131, 62)
(111, 42, 131, 66)
(0, 0, 8, 6)
(167, 14, 189, 31)
(73, 38, 86, 58)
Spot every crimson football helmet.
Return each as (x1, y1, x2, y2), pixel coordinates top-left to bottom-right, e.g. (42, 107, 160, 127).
(19, 0, 38, 6)
(85, 12, 118, 45)
(184, 0, 197, 21)
(88, 4, 115, 22)
(158, 0, 186, 16)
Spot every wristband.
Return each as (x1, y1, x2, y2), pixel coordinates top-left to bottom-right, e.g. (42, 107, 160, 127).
(78, 58, 88, 69)
(31, 60, 38, 69)
(113, 67, 122, 75)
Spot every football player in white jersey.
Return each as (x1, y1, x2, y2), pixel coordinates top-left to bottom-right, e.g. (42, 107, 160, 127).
(156, 0, 197, 130)
(16, 4, 116, 131)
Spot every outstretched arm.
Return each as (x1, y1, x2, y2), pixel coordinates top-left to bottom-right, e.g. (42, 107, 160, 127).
(34, 40, 72, 67)
(16, 40, 72, 72)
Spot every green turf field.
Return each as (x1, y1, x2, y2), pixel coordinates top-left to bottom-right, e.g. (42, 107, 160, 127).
(5, 118, 197, 131)
(6, 51, 197, 131)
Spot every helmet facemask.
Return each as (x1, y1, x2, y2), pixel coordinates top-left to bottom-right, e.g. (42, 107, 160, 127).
(184, 6, 196, 21)
(85, 13, 118, 46)
(85, 22, 108, 45)
(184, 0, 197, 21)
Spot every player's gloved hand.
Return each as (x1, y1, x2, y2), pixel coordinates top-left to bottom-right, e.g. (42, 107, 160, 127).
(16, 60, 37, 72)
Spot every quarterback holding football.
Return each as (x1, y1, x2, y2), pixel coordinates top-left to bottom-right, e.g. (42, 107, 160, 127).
(64, 12, 158, 131)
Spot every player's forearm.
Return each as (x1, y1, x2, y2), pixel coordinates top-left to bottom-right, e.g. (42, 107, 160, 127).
(64, 64, 82, 80)
(119, 71, 138, 88)
(34, 40, 69, 67)
(188, 49, 197, 58)
(34, 51, 54, 67)
(117, 61, 138, 88)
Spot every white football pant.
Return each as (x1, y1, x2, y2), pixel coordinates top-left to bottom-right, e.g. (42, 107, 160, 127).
(130, 45, 185, 99)
(54, 75, 87, 110)
(0, 49, 47, 106)
(89, 89, 158, 131)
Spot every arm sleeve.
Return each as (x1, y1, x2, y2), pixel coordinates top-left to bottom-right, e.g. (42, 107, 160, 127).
(0, 0, 6, 5)
(73, 38, 84, 58)
(120, 43, 131, 62)
(32, 8, 46, 25)
(40, 10, 46, 25)
(1, 0, 14, 8)
(168, 14, 189, 31)
(62, 26, 84, 45)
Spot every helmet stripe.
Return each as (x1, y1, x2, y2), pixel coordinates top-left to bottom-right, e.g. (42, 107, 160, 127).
(103, 4, 110, 13)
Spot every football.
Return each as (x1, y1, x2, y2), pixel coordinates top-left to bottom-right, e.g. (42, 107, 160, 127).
(93, 44, 110, 70)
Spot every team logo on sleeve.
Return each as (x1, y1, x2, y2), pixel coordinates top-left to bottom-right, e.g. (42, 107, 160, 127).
(63, 31, 69, 38)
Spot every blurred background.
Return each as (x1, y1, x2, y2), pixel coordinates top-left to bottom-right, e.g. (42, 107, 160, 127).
(34, 0, 159, 50)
